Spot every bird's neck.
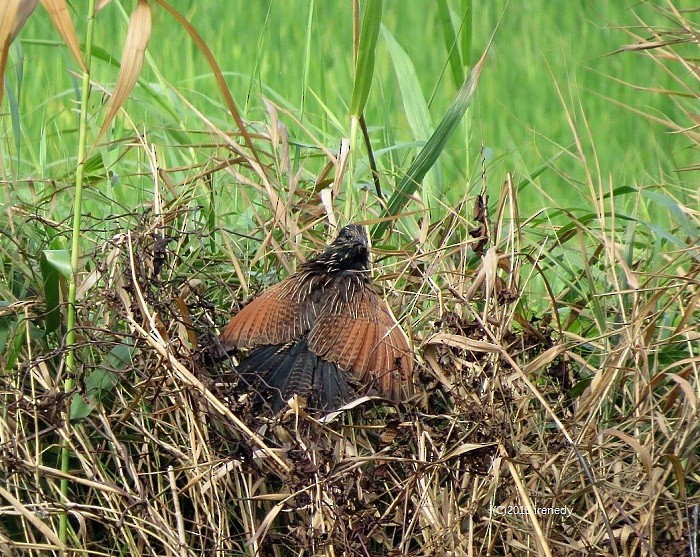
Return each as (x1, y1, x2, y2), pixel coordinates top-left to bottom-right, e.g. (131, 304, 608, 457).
(301, 258, 370, 278)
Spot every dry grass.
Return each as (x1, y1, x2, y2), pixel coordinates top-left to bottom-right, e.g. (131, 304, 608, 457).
(2, 100, 698, 556)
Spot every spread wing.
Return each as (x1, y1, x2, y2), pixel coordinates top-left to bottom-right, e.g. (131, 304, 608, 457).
(220, 274, 321, 348)
(308, 286, 413, 400)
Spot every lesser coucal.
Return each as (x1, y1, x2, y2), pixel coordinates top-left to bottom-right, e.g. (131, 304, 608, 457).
(220, 224, 413, 411)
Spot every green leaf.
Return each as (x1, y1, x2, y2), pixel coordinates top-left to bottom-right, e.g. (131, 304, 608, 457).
(460, 0, 473, 67)
(601, 185, 638, 198)
(374, 44, 488, 239)
(569, 375, 593, 398)
(517, 149, 566, 191)
(43, 249, 72, 278)
(349, 0, 382, 118)
(70, 341, 134, 420)
(437, 0, 464, 88)
(40, 250, 71, 336)
(382, 26, 432, 142)
(0, 311, 13, 358)
(641, 189, 698, 239)
(83, 152, 105, 176)
(382, 25, 441, 197)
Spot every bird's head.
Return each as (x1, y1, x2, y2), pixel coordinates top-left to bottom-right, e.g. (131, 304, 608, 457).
(310, 223, 370, 273)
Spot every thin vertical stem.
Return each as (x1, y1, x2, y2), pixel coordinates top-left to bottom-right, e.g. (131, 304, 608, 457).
(60, 0, 96, 545)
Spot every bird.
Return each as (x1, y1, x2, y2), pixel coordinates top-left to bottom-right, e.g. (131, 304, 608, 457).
(220, 224, 413, 412)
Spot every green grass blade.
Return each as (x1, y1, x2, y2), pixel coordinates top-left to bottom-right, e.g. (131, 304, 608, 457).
(40, 249, 70, 336)
(349, 0, 382, 118)
(374, 45, 487, 238)
(641, 189, 699, 239)
(517, 148, 567, 190)
(301, 0, 314, 119)
(382, 25, 441, 198)
(5, 80, 21, 161)
(62, 0, 97, 543)
(70, 340, 134, 420)
(348, 0, 382, 214)
(382, 26, 432, 146)
(461, 0, 473, 66)
(437, 0, 464, 88)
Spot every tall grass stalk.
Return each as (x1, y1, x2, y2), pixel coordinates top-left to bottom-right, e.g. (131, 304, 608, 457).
(348, 0, 382, 219)
(60, 0, 96, 544)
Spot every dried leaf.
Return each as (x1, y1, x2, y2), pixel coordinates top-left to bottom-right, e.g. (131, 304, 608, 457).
(482, 246, 499, 300)
(600, 428, 653, 479)
(521, 343, 568, 376)
(152, 0, 260, 161)
(0, 0, 40, 104)
(665, 372, 697, 414)
(95, 0, 151, 145)
(40, 0, 87, 72)
(423, 332, 501, 353)
(7, 0, 39, 40)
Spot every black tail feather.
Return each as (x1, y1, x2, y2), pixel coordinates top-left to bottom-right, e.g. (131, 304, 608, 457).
(237, 337, 353, 412)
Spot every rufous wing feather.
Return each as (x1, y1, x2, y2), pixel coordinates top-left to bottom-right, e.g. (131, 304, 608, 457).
(220, 277, 314, 348)
(308, 287, 413, 400)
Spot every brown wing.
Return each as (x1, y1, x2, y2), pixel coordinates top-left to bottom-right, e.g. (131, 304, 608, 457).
(308, 286, 413, 400)
(220, 274, 319, 348)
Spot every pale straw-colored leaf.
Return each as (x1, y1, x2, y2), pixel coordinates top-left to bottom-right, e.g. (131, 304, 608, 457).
(521, 343, 569, 376)
(600, 428, 653, 479)
(95, 0, 151, 146)
(248, 499, 286, 545)
(482, 246, 499, 300)
(0, 483, 65, 549)
(423, 332, 502, 353)
(0, 0, 40, 104)
(9, 0, 39, 39)
(665, 372, 698, 414)
(40, 0, 87, 72)
(0, 2, 19, 105)
(506, 459, 553, 557)
(152, 0, 260, 162)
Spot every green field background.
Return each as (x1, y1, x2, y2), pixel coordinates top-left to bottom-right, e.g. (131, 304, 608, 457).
(7, 0, 693, 222)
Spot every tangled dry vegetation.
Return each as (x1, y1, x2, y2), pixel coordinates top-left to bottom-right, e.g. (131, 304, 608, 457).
(2, 117, 698, 556)
(1, 6, 699, 557)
